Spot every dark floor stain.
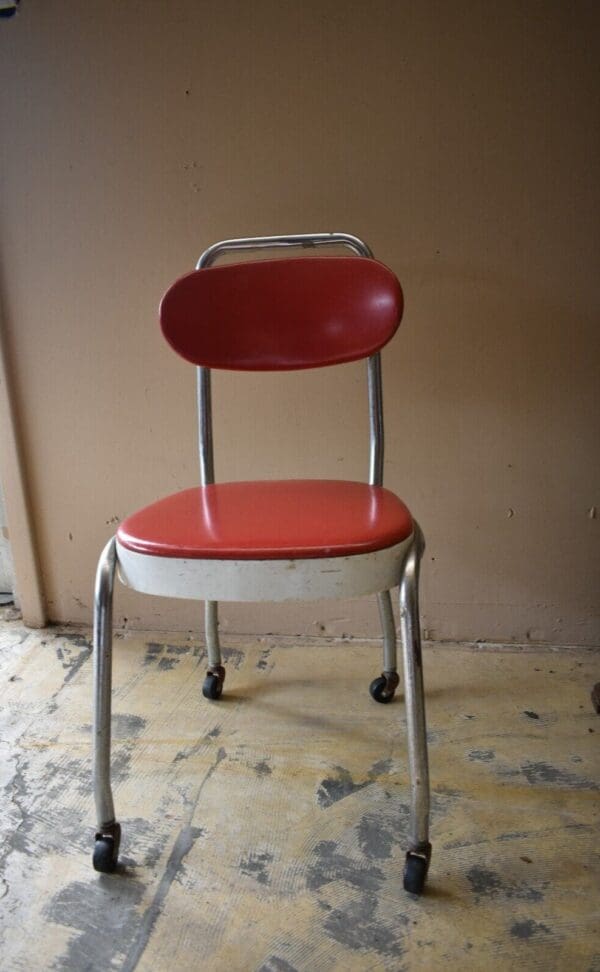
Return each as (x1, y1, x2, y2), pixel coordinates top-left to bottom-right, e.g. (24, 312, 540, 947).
(173, 726, 222, 763)
(191, 645, 246, 670)
(8, 796, 112, 862)
(307, 840, 384, 893)
(44, 757, 91, 800)
(1, 754, 34, 864)
(144, 642, 163, 665)
(111, 746, 137, 783)
(173, 743, 202, 764)
(524, 710, 540, 720)
(71, 712, 148, 739)
(466, 866, 545, 902)
(239, 850, 274, 886)
(510, 919, 551, 939)
(367, 758, 393, 779)
(257, 957, 298, 972)
(220, 646, 245, 670)
(113, 713, 147, 738)
(254, 760, 272, 777)
(45, 876, 147, 972)
(118, 817, 173, 870)
(158, 657, 178, 671)
(468, 749, 496, 762)
(356, 808, 409, 861)
(521, 761, 598, 790)
(144, 644, 185, 670)
(317, 767, 370, 808)
(257, 648, 272, 670)
(61, 632, 93, 649)
(56, 635, 92, 684)
(323, 891, 407, 958)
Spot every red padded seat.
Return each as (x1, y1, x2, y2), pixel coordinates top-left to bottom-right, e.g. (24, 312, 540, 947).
(117, 480, 413, 560)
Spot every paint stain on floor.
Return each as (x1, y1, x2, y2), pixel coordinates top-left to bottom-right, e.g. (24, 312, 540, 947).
(0, 618, 598, 971)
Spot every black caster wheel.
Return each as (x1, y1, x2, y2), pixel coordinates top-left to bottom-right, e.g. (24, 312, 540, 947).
(202, 673, 223, 700)
(92, 823, 121, 873)
(369, 672, 399, 704)
(403, 851, 430, 895)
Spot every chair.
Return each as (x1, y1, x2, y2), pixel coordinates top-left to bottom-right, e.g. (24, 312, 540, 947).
(92, 232, 432, 895)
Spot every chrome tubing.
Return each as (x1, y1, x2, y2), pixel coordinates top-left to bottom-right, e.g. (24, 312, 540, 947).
(399, 523, 430, 850)
(367, 352, 384, 486)
(197, 231, 373, 270)
(377, 589, 397, 672)
(205, 600, 221, 668)
(197, 366, 214, 487)
(196, 367, 219, 664)
(93, 536, 118, 828)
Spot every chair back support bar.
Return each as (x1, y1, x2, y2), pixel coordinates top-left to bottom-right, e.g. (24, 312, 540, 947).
(185, 233, 393, 487)
(196, 232, 373, 268)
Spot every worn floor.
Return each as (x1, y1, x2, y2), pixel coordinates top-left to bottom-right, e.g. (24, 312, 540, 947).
(0, 614, 598, 971)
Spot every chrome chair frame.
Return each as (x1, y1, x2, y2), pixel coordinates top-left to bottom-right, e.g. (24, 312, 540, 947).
(92, 232, 431, 892)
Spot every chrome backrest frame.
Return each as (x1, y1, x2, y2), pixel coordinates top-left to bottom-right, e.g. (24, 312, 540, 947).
(194, 232, 384, 488)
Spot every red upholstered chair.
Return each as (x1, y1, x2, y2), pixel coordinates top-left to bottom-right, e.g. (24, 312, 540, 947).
(92, 233, 431, 894)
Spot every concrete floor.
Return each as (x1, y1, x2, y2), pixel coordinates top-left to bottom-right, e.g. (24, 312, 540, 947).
(0, 613, 598, 971)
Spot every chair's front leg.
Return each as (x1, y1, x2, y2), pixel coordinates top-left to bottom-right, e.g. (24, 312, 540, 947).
(92, 536, 121, 872)
(399, 522, 431, 894)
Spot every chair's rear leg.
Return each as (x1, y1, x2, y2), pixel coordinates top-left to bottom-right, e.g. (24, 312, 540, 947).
(92, 537, 121, 873)
(202, 600, 226, 700)
(399, 523, 431, 895)
(369, 590, 400, 703)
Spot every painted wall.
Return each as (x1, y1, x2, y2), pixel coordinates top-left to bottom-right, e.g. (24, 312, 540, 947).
(0, 1, 598, 644)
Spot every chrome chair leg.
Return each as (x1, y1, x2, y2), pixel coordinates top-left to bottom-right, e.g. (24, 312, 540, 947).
(369, 590, 400, 703)
(399, 523, 431, 894)
(202, 599, 225, 700)
(92, 537, 121, 873)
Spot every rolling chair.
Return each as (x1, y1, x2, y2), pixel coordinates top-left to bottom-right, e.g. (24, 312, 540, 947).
(92, 232, 432, 894)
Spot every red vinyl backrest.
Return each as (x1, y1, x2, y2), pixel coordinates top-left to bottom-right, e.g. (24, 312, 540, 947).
(159, 257, 403, 370)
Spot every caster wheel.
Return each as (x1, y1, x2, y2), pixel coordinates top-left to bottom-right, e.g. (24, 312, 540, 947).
(92, 823, 120, 873)
(369, 674, 397, 704)
(403, 852, 429, 895)
(202, 673, 223, 700)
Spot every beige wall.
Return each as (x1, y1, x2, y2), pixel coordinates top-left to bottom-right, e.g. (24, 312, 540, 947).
(0, 1, 598, 644)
